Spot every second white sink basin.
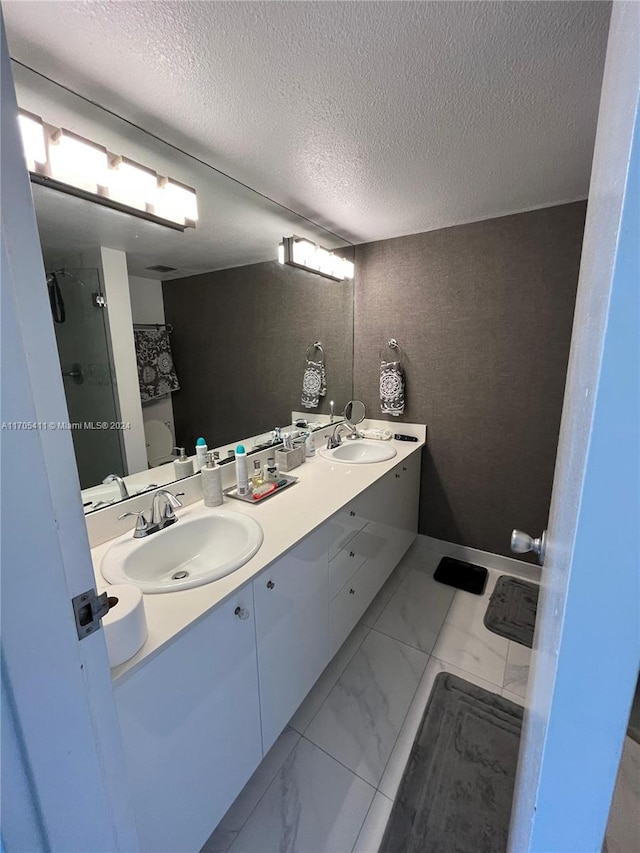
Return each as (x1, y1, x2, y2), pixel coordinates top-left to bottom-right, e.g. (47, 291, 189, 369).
(101, 507, 263, 593)
(319, 439, 397, 464)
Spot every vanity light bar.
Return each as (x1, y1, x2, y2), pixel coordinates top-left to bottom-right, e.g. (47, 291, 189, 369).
(278, 236, 354, 281)
(18, 109, 198, 231)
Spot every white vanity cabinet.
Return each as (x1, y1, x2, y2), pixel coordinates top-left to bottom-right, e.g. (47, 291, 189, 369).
(253, 526, 329, 752)
(113, 590, 262, 853)
(110, 444, 423, 852)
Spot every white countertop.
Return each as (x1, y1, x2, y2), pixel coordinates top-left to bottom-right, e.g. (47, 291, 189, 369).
(91, 421, 426, 684)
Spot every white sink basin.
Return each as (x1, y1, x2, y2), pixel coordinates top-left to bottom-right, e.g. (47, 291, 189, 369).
(101, 507, 263, 593)
(318, 439, 397, 464)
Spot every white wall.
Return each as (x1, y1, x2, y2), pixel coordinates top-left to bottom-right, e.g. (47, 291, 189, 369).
(100, 248, 147, 474)
(128, 275, 176, 455)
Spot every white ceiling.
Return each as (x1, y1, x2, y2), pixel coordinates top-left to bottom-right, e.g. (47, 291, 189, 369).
(4, 1, 611, 244)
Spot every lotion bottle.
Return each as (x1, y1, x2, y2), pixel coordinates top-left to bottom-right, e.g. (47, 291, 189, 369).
(202, 450, 223, 507)
(195, 437, 208, 471)
(305, 431, 316, 457)
(235, 444, 249, 495)
(173, 446, 194, 478)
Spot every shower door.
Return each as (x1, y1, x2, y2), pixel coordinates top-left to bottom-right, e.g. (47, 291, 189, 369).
(49, 267, 125, 489)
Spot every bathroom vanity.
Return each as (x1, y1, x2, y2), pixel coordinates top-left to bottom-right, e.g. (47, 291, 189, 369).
(90, 422, 425, 852)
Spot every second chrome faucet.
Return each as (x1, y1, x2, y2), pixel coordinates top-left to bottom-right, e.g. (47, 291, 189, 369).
(119, 488, 184, 538)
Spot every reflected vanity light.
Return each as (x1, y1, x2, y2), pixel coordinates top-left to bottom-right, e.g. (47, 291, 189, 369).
(18, 109, 198, 232)
(17, 111, 47, 171)
(278, 236, 354, 281)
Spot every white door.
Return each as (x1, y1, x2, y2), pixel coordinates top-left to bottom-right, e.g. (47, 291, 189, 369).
(508, 4, 640, 851)
(0, 17, 138, 852)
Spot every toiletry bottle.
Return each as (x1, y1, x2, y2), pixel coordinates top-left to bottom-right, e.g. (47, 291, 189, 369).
(235, 445, 249, 495)
(266, 456, 278, 482)
(173, 446, 194, 478)
(251, 458, 264, 490)
(202, 450, 223, 507)
(305, 431, 316, 457)
(195, 437, 208, 471)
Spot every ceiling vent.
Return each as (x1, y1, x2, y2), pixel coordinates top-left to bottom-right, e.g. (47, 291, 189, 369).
(145, 264, 178, 273)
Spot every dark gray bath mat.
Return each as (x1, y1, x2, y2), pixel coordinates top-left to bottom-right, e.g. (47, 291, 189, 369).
(379, 673, 523, 853)
(484, 576, 539, 648)
(434, 556, 488, 595)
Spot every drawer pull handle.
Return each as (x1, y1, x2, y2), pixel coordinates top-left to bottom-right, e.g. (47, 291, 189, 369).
(349, 588, 355, 595)
(395, 473, 401, 478)
(349, 510, 356, 517)
(234, 606, 250, 620)
(402, 466, 407, 472)
(349, 551, 355, 558)
(266, 580, 275, 589)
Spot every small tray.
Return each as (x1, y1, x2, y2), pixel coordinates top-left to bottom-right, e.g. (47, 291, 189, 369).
(224, 473, 298, 504)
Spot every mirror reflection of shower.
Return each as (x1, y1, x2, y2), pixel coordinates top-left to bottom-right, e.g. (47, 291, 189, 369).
(46, 266, 125, 488)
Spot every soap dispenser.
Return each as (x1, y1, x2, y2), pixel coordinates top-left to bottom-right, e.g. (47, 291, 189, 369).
(173, 446, 194, 478)
(202, 450, 223, 507)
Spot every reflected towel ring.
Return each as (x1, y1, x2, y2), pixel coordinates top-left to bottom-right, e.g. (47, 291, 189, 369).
(380, 339, 403, 363)
(305, 341, 324, 362)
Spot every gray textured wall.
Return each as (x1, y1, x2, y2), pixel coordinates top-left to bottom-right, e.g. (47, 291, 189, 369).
(354, 202, 586, 557)
(163, 259, 354, 451)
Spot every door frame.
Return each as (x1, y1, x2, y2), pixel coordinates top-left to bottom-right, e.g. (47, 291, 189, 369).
(0, 15, 139, 851)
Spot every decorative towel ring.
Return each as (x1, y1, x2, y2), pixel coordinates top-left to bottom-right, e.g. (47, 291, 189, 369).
(305, 341, 324, 362)
(380, 339, 403, 363)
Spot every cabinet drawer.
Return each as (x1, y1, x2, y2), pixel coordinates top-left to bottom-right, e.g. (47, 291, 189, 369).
(329, 558, 388, 655)
(330, 576, 365, 655)
(326, 506, 368, 560)
(329, 542, 367, 600)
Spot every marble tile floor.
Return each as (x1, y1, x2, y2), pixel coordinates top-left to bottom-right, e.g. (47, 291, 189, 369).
(202, 536, 535, 853)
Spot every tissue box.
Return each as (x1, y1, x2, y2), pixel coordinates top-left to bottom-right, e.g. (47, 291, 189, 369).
(275, 445, 305, 472)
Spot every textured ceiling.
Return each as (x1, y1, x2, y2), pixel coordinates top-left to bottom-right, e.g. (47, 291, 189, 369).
(4, 1, 611, 244)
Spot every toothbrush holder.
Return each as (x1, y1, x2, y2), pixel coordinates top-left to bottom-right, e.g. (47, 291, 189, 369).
(275, 445, 305, 472)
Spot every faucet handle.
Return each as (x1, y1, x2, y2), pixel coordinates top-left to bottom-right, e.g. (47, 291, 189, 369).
(117, 510, 150, 538)
(162, 491, 184, 523)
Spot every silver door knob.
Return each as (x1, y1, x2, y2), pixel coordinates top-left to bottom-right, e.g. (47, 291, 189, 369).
(511, 529, 547, 564)
(234, 606, 250, 620)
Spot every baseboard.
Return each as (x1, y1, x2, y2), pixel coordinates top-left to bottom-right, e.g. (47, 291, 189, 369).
(422, 535, 542, 583)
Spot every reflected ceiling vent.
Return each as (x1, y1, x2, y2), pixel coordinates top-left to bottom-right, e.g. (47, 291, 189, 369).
(146, 265, 178, 273)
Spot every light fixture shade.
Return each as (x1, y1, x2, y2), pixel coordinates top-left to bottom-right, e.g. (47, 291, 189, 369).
(18, 111, 47, 171)
(49, 129, 109, 194)
(154, 179, 198, 225)
(280, 236, 352, 282)
(18, 108, 199, 231)
(108, 157, 158, 212)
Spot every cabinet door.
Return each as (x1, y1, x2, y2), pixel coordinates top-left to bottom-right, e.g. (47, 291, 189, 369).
(254, 526, 329, 752)
(114, 590, 262, 853)
(388, 450, 421, 531)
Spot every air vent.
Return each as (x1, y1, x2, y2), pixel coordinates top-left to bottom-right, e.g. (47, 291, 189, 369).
(145, 264, 178, 273)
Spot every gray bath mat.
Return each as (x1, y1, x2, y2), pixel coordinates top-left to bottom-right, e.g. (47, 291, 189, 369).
(484, 576, 539, 648)
(379, 673, 523, 853)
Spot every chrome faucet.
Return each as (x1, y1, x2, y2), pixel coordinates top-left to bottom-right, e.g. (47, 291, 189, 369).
(118, 488, 184, 538)
(103, 473, 130, 500)
(326, 422, 354, 450)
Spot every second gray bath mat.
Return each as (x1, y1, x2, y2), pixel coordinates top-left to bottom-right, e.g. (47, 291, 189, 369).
(379, 673, 523, 853)
(484, 575, 539, 648)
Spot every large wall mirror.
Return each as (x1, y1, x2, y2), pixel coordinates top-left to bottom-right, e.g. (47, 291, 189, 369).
(12, 63, 355, 512)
